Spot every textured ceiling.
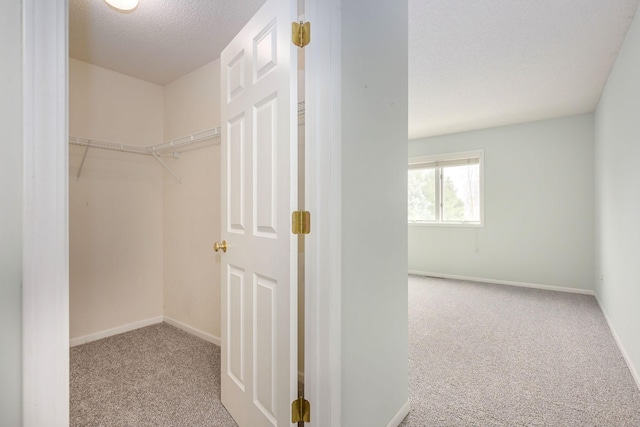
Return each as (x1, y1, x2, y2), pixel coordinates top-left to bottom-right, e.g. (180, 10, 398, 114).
(409, 0, 640, 139)
(69, 0, 266, 85)
(71, 1, 640, 139)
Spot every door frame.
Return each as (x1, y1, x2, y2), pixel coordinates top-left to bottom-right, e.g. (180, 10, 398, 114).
(302, 0, 342, 425)
(22, 0, 69, 425)
(21, 0, 341, 425)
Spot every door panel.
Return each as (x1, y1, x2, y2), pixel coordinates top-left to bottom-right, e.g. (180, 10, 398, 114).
(220, 0, 297, 425)
(227, 265, 246, 390)
(253, 22, 278, 82)
(228, 114, 246, 233)
(253, 273, 277, 423)
(254, 94, 278, 237)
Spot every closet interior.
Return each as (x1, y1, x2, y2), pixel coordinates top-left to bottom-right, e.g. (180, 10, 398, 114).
(68, 60, 306, 369)
(69, 57, 225, 345)
(68, 10, 308, 424)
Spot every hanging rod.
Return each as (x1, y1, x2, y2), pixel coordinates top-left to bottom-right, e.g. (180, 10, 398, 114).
(69, 126, 221, 182)
(69, 126, 221, 156)
(69, 136, 150, 155)
(148, 127, 221, 153)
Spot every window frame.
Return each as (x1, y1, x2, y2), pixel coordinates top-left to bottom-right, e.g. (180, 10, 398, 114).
(408, 150, 485, 227)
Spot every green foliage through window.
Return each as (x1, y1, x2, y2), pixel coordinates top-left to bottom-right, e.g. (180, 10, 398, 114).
(408, 155, 481, 224)
(408, 169, 435, 221)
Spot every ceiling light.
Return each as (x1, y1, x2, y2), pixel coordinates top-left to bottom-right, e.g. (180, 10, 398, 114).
(104, 0, 138, 12)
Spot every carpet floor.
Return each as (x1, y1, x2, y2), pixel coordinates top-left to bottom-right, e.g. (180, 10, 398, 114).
(400, 275, 640, 426)
(71, 277, 640, 426)
(70, 323, 237, 426)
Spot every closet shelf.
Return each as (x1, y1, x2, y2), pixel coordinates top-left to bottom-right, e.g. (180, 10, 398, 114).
(149, 127, 221, 154)
(69, 136, 150, 155)
(69, 126, 221, 156)
(69, 126, 221, 183)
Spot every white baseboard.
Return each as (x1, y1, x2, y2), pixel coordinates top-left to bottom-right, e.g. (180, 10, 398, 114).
(70, 316, 164, 347)
(386, 400, 411, 427)
(408, 270, 595, 296)
(163, 315, 221, 346)
(594, 295, 640, 392)
(69, 315, 222, 348)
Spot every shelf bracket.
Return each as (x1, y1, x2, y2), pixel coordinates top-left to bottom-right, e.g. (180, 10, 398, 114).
(76, 145, 90, 180)
(151, 153, 182, 184)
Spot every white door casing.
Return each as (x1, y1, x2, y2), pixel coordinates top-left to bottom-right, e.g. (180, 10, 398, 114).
(220, 0, 298, 425)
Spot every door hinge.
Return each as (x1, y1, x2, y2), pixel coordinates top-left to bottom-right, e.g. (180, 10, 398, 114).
(292, 21, 310, 48)
(292, 397, 311, 423)
(292, 210, 311, 235)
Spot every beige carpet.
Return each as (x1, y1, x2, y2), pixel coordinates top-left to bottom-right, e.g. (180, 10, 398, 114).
(71, 277, 640, 426)
(400, 275, 640, 426)
(70, 323, 237, 426)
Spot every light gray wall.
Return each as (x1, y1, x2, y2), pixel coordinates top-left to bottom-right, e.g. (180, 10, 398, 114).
(0, 1, 23, 426)
(595, 7, 640, 384)
(341, 0, 409, 425)
(409, 114, 595, 291)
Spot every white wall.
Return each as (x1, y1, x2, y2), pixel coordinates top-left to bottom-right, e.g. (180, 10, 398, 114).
(162, 60, 222, 339)
(409, 114, 595, 292)
(0, 1, 23, 425)
(595, 7, 640, 385)
(340, 0, 409, 425)
(69, 59, 164, 340)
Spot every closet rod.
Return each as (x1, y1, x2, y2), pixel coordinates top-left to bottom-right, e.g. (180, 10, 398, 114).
(148, 127, 221, 153)
(69, 136, 149, 155)
(69, 126, 221, 182)
(69, 126, 221, 156)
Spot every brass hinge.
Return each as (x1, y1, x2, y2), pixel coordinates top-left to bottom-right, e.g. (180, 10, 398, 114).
(292, 21, 310, 48)
(292, 210, 311, 235)
(292, 396, 311, 423)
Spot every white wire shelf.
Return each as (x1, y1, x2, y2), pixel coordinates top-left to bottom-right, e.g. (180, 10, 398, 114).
(69, 136, 151, 155)
(69, 127, 221, 183)
(69, 126, 220, 156)
(148, 127, 221, 154)
(69, 104, 304, 181)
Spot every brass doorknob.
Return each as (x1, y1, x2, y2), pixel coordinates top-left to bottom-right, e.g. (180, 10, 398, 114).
(213, 240, 227, 253)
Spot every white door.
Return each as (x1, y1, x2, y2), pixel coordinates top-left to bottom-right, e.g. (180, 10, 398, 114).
(219, 0, 298, 425)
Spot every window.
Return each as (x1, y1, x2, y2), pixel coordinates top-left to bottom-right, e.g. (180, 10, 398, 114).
(408, 151, 483, 225)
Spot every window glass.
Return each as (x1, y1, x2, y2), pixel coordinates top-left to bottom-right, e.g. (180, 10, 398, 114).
(408, 168, 436, 222)
(442, 164, 480, 222)
(408, 152, 483, 225)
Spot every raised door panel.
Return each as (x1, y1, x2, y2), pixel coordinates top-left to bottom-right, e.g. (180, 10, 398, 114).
(227, 114, 246, 233)
(227, 265, 246, 390)
(253, 94, 278, 237)
(253, 274, 277, 425)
